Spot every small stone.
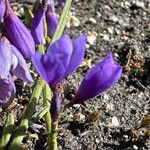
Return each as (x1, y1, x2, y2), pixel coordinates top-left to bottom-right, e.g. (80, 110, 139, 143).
(124, 1, 131, 7)
(73, 104, 80, 108)
(66, 20, 71, 28)
(95, 138, 100, 143)
(111, 116, 120, 127)
(86, 44, 90, 49)
(87, 31, 97, 45)
(79, 114, 85, 120)
(133, 145, 138, 150)
(104, 5, 110, 10)
(134, 1, 145, 8)
(106, 103, 114, 111)
(107, 27, 114, 34)
(114, 53, 119, 58)
(89, 18, 97, 24)
(103, 94, 109, 100)
(71, 16, 80, 27)
(109, 15, 119, 22)
(103, 34, 110, 41)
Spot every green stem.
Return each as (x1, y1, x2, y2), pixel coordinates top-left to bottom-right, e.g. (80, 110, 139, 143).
(0, 114, 14, 150)
(51, 0, 72, 43)
(49, 122, 58, 150)
(43, 84, 52, 150)
(9, 78, 45, 150)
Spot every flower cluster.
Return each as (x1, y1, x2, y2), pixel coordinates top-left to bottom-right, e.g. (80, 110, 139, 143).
(32, 34, 122, 119)
(0, 0, 122, 117)
(0, 0, 61, 105)
(0, 0, 123, 148)
(0, 37, 33, 104)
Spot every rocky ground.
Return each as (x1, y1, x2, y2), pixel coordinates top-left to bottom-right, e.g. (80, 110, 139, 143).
(0, 0, 150, 150)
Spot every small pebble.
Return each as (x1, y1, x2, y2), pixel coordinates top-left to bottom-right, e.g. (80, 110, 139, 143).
(107, 27, 114, 34)
(103, 94, 109, 100)
(109, 15, 119, 22)
(79, 114, 85, 120)
(133, 0, 145, 8)
(103, 34, 110, 41)
(106, 103, 114, 111)
(71, 16, 80, 27)
(87, 31, 97, 45)
(89, 18, 97, 24)
(133, 145, 138, 150)
(111, 116, 120, 127)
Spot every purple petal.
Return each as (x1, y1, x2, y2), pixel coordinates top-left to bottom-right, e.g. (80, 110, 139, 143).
(0, 0, 6, 21)
(32, 53, 49, 82)
(32, 35, 73, 86)
(63, 35, 86, 78)
(67, 53, 122, 106)
(48, 35, 73, 67)
(46, 12, 58, 37)
(31, 7, 45, 44)
(48, 0, 55, 13)
(11, 45, 34, 82)
(32, 52, 65, 86)
(0, 41, 12, 79)
(50, 93, 61, 121)
(4, 1, 35, 59)
(0, 75, 16, 104)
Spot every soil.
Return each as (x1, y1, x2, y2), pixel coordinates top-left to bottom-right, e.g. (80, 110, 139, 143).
(1, 0, 150, 150)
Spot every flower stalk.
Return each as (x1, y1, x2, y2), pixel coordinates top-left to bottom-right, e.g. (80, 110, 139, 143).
(49, 122, 58, 150)
(9, 78, 45, 150)
(0, 114, 14, 150)
(43, 84, 52, 149)
(51, 0, 72, 43)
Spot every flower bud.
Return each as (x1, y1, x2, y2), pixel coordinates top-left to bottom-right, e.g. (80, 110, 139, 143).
(46, 2, 58, 37)
(50, 93, 61, 122)
(66, 53, 122, 106)
(0, 0, 6, 21)
(31, 4, 46, 44)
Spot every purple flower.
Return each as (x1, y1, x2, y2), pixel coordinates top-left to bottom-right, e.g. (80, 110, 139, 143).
(0, 75, 16, 104)
(32, 34, 86, 87)
(31, 0, 58, 39)
(0, 37, 33, 104)
(0, 0, 6, 21)
(31, 4, 46, 44)
(0, 37, 33, 82)
(10, 45, 34, 82)
(3, 0, 35, 59)
(66, 53, 122, 106)
(50, 93, 61, 121)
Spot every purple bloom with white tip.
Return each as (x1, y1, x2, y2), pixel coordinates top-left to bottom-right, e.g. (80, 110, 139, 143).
(3, 0, 35, 59)
(0, 0, 6, 21)
(31, 3, 46, 44)
(45, 0, 58, 37)
(0, 37, 33, 104)
(46, 5, 58, 37)
(32, 34, 86, 88)
(66, 53, 122, 106)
